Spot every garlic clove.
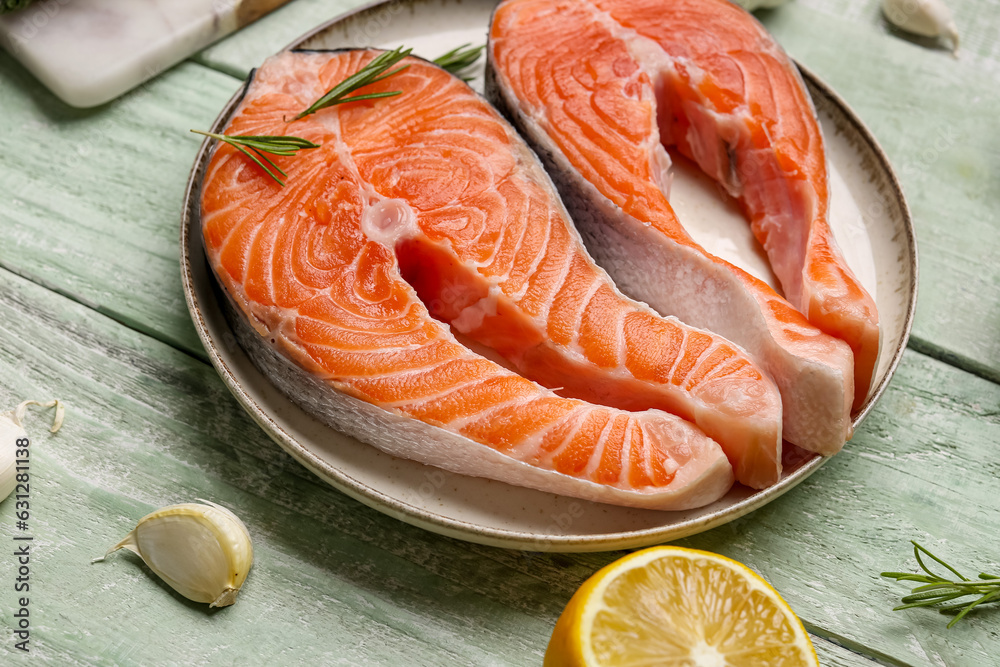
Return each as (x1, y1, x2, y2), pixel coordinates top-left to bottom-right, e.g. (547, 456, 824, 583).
(883, 0, 960, 55)
(96, 501, 254, 608)
(0, 400, 63, 504)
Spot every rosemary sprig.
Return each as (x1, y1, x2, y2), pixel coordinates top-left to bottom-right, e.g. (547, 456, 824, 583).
(433, 43, 485, 80)
(294, 46, 412, 120)
(882, 541, 1000, 628)
(191, 130, 320, 187)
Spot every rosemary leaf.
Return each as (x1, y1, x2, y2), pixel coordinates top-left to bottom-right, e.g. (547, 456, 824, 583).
(191, 130, 320, 187)
(947, 589, 1000, 628)
(433, 43, 485, 80)
(233, 144, 287, 185)
(915, 541, 968, 581)
(882, 540, 1000, 628)
(295, 46, 412, 120)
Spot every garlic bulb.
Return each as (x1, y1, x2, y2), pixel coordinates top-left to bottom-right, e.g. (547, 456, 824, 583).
(0, 400, 64, 503)
(883, 0, 960, 54)
(731, 0, 792, 10)
(95, 500, 253, 607)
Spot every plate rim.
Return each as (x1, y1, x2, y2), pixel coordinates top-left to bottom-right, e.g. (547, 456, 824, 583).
(179, 0, 918, 552)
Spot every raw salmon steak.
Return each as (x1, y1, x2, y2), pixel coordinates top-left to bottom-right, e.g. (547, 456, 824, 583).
(200, 49, 786, 507)
(488, 0, 881, 452)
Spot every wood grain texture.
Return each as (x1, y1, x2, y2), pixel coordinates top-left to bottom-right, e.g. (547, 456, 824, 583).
(0, 266, 997, 665)
(811, 638, 887, 667)
(0, 51, 241, 360)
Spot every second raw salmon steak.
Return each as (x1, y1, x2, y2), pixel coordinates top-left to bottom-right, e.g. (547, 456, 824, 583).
(487, 0, 881, 454)
(200, 50, 786, 507)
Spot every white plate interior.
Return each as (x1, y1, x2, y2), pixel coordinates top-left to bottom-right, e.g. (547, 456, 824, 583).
(181, 0, 916, 551)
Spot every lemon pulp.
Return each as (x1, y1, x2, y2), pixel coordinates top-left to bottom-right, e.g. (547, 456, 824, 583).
(547, 547, 818, 667)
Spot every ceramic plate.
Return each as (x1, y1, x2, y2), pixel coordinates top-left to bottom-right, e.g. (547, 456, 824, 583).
(180, 0, 917, 552)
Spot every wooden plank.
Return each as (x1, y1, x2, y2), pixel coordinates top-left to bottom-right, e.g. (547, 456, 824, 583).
(0, 51, 243, 359)
(195, 0, 1000, 383)
(1, 267, 998, 665)
(811, 637, 887, 667)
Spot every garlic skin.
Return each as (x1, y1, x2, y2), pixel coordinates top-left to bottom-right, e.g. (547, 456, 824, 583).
(97, 501, 254, 607)
(0, 419, 20, 503)
(0, 400, 64, 503)
(731, 0, 792, 10)
(883, 0, 960, 54)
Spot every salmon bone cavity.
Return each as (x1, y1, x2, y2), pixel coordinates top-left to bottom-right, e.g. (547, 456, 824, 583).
(361, 198, 418, 246)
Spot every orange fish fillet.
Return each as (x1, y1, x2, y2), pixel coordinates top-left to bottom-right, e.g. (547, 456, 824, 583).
(200, 50, 784, 505)
(488, 0, 880, 452)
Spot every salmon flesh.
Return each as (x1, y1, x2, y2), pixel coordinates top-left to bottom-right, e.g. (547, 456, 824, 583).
(200, 50, 789, 508)
(487, 0, 882, 453)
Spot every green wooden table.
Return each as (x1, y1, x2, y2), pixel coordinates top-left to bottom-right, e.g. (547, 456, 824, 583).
(1, 0, 998, 664)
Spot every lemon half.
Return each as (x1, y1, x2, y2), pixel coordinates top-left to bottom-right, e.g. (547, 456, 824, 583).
(545, 546, 819, 667)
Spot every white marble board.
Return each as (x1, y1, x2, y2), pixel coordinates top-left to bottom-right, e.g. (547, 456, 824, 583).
(0, 0, 292, 107)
